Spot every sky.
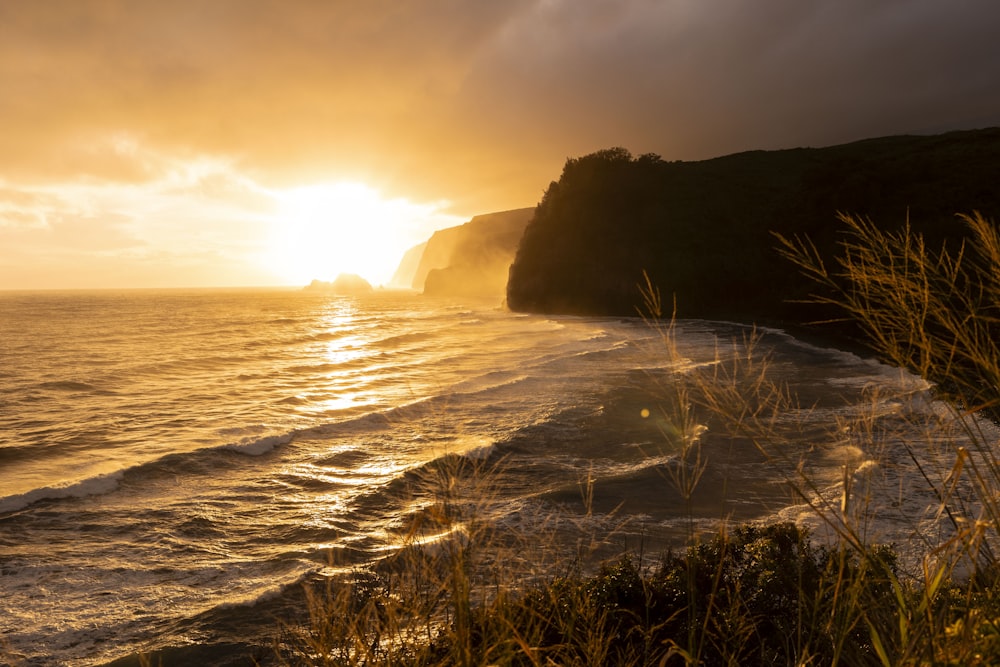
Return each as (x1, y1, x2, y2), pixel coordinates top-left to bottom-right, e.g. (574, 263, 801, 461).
(2, 1, 1000, 290)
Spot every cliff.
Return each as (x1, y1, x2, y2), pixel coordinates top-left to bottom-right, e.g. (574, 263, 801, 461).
(506, 129, 1000, 334)
(410, 227, 463, 290)
(388, 242, 427, 289)
(402, 208, 534, 297)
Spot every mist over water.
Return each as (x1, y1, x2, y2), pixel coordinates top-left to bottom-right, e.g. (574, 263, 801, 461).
(0, 288, 965, 665)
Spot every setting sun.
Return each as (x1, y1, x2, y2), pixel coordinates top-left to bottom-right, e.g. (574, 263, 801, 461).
(265, 181, 459, 287)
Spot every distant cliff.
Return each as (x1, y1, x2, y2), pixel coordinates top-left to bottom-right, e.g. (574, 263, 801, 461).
(388, 242, 427, 288)
(506, 128, 1000, 334)
(399, 208, 534, 297)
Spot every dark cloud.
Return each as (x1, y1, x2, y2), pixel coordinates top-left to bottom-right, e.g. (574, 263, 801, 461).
(461, 1, 1000, 163)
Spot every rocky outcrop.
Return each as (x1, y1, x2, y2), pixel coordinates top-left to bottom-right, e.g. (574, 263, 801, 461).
(303, 274, 373, 294)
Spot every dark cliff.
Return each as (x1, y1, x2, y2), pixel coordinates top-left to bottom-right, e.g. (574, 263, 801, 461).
(506, 129, 1000, 333)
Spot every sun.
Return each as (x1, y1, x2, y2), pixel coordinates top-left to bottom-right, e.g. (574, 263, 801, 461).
(264, 181, 453, 287)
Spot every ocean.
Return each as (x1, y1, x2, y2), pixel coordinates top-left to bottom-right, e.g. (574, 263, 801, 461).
(0, 288, 978, 665)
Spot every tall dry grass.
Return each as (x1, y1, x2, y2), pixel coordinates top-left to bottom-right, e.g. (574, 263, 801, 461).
(273, 446, 641, 666)
(768, 210, 1000, 664)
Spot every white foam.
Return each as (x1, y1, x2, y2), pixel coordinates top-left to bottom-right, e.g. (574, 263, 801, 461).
(209, 575, 303, 611)
(0, 470, 124, 513)
(448, 371, 531, 397)
(224, 432, 294, 456)
(462, 441, 497, 460)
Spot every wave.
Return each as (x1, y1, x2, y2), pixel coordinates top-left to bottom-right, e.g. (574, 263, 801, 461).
(201, 574, 306, 613)
(224, 432, 294, 456)
(0, 393, 470, 514)
(371, 329, 439, 349)
(446, 370, 531, 396)
(347, 445, 502, 514)
(0, 470, 124, 513)
(746, 322, 888, 366)
(0, 441, 46, 463)
(0, 430, 299, 514)
(98, 572, 313, 667)
(35, 379, 101, 392)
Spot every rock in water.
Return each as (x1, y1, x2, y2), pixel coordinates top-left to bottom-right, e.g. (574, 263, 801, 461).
(303, 274, 374, 294)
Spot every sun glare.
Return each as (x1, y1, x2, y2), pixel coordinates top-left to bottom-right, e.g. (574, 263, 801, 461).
(265, 182, 449, 287)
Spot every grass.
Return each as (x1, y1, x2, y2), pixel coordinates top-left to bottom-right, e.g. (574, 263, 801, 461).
(273, 212, 1000, 665)
(272, 446, 646, 666)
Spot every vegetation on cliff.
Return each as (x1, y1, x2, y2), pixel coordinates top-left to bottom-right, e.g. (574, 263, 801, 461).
(506, 128, 1000, 334)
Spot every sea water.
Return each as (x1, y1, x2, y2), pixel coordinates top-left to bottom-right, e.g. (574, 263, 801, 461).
(0, 288, 979, 665)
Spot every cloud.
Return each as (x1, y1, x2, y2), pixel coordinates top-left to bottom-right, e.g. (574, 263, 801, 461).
(460, 0, 1000, 161)
(0, 139, 462, 289)
(0, 146, 278, 288)
(0, 2, 529, 189)
(5, 1, 999, 206)
(2, 1, 1000, 288)
(0, 187, 52, 229)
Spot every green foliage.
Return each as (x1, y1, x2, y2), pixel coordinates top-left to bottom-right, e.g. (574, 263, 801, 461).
(277, 522, 936, 666)
(482, 523, 906, 666)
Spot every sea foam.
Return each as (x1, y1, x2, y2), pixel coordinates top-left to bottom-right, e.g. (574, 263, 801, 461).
(223, 432, 295, 456)
(0, 470, 124, 513)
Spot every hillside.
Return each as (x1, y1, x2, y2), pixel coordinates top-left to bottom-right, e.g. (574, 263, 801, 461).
(506, 128, 1000, 337)
(399, 208, 534, 297)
